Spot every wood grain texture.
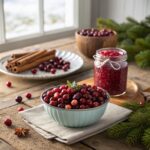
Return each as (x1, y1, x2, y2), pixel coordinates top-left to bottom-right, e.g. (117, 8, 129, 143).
(0, 139, 15, 150)
(0, 104, 91, 150)
(82, 133, 143, 150)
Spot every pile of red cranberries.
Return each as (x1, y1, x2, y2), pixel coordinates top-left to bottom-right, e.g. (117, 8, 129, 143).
(78, 28, 114, 37)
(38, 57, 70, 74)
(42, 83, 108, 109)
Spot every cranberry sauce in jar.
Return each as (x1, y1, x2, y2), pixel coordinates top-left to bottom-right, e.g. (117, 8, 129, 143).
(94, 48, 128, 96)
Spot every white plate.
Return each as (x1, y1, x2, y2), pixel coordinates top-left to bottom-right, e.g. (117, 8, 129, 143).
(0, 50, 84, 79)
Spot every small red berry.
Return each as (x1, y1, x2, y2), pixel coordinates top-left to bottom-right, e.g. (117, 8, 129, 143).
(17, 107, 24, 112)
(62, 94, 69, 100)
(80, 105, 85, 109)
(93, 102, 100, 107)
(53, 92, 60, 99)
(71, 99, 78, 106)
(6, 81, 12, 88)
(26, 93, 32, 99)
(50, 68, 56, 74)
(15, 96, 22, 103)
(65, 104, 72, 109)
(31, 69, 37, 74)
(50, 100, 57, 106)
(4, 118, 12, 127)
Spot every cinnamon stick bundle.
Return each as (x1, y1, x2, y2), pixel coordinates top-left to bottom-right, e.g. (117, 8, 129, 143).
(16, 49, 55, 66)
(12, 52, 55, 73)
(8, 51, 37, 68)
(6, 49, 56, 73)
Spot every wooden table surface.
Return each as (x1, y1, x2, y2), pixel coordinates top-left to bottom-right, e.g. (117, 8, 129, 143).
(0, 37, 150, 150)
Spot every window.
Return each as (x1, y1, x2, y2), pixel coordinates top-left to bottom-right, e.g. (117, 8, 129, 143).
(0, 0, 75, 41)
(0, 0, 91, 51)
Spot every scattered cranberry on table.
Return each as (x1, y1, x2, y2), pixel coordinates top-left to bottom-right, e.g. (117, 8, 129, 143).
(78, 28, 115, 37)
(17, 107, 24, 112)
(6, 81, 12, 88)
(26, 93, 32, 99)
(4, 118, 12, 127)
(15, 96, 23, 103)
(42, 82, 108, 109)
(31, 68, 37, 74)
(94, 48, 128, 96)
(38, 57, 71, 74)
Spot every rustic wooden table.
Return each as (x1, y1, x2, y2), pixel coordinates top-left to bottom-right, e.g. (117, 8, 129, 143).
(0, 37, 150, 150)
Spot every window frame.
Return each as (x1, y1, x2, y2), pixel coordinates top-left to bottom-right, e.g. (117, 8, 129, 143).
(0, 0, 91, 52)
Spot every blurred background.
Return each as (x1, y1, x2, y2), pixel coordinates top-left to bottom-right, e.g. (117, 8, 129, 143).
(0, 0, 149, 51)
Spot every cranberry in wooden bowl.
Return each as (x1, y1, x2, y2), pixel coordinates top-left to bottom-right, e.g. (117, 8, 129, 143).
(41, 81, 109, 127)
(94, 48, 128, 96)
(75, 28, 118, 58)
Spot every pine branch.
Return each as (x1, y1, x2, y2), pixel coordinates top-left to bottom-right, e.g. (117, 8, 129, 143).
(142, 128, 150, 149)
(107, 122, 135, 139)
(123, 102, 141, 111)
(129, 111, 150, 127)
(126, 127, 144, 145)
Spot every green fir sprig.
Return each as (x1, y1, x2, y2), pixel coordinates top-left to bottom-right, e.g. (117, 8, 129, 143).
(107, 102, 150, 149)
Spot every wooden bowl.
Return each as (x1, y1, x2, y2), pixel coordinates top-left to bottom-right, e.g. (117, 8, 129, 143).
(75, 31, 118, 58)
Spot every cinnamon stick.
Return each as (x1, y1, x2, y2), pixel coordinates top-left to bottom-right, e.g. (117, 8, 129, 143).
(11, 52, 31, 59)
(16, 49, 55, 66)
(8, 51, 38, 68)
(12, 53, 55, 73)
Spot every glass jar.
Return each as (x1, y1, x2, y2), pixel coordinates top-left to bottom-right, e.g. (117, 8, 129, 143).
(94, 48, 128, 96)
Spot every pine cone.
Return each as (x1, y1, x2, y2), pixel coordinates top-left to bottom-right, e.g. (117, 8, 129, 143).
(15, 128, 29, 137)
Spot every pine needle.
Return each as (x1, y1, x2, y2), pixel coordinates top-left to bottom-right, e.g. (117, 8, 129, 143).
(142, 128, 150, 149)
(126, 127, 144, 145)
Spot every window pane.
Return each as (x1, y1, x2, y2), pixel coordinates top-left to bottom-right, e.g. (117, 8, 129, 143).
(44, 0, 74, 31)
(4, 0, 39, 39)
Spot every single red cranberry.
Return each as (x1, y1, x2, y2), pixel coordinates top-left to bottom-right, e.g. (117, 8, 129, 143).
(59, 85, 66, 90)
(50, 68, 56, 74)
(4, 118, 12, 127)
(53, 88, 60, 93)
(26, 93, 32, 99)
(67, 88, 75, 94)
(92, 91, 99, 97)
(71, 99, 78, 106)
(58, 98, 63, 103)
(65, 104, 72, 109)
(62, 65, 68, 72)
(6, 81, 12, 88)
(53, 92, 60, 99)
(93, 102, 100, 107)
(79, 98, 86, 104)
(73, 92, 82, 100)
(58, 103, 65, 108)
(87, 99, 93, 107)
(31, 69, 37, 74)
(98, 96, 104, 101)
(80, 88, 86, 94)
(47, 90, 53, 97)
(50, 97, 57, 101)
(61, 89, 67, 95)
(15, 96, 22, 103)
(17, 107, 24, 112)
(38, 64, 44, 71)
(62, 94, 69, 100)
(50, 101, 57, 106)
(80, 105, 85, 109)
(44, 96, 49, 103)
